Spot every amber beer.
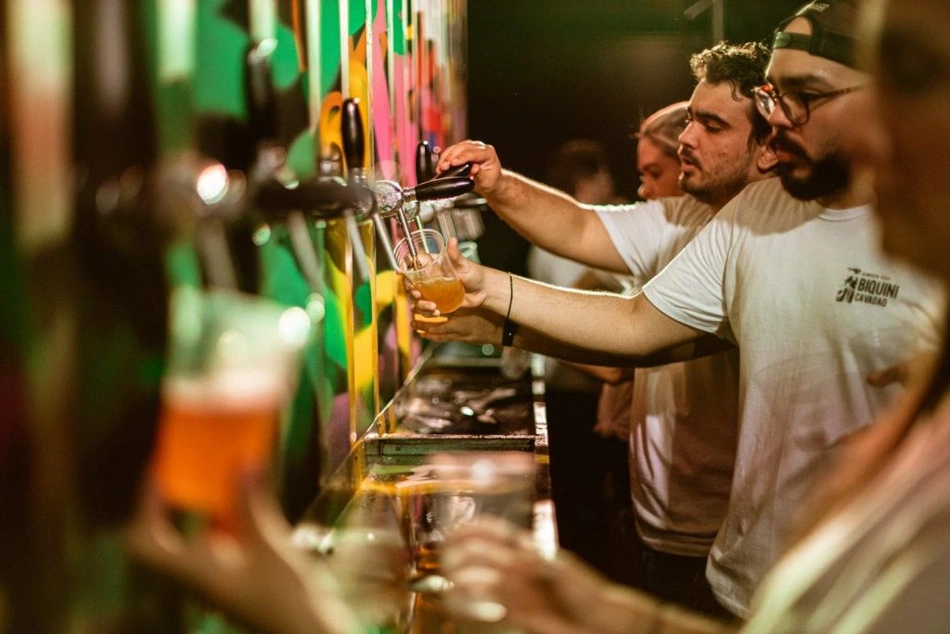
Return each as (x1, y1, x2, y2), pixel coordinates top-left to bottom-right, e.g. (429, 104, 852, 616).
(397, 480, 473, 578)
(152, 379, 280, 527)
(394, 229, 466, 316)
(396, 468, 533, 581)
(414, 275, 465, 313)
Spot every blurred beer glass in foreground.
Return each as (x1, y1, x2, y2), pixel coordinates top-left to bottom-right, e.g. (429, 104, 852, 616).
(151, 288, 311, 529)
(397, 452, 535, 620)
(394, 228, 465, 314)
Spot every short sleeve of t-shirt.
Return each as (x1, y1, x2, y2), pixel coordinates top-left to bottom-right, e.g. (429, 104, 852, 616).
(641, 200, 737, 341)
(594, 199, 670, 286)
(594, 196, 714, 288)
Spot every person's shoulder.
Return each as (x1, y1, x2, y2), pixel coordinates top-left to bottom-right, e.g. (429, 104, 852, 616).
(735, 176, 819, 212)
(732, 177, 789, 206)
(659, 194, 715, 226)
(718, 176, 808, 225)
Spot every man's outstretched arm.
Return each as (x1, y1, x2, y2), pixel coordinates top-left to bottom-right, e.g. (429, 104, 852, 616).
(409, 240, 704, 362)
(413, 307, 729, 369)
(437, 140, 629, 272)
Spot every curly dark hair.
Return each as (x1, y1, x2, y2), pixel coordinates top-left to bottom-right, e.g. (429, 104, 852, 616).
(690, 41, 772, 144)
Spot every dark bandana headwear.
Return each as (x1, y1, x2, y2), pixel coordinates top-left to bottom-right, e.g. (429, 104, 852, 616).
(772, 0, 858, 68)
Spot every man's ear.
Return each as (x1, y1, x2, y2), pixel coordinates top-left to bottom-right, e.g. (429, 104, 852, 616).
(757, 140, 779, 173)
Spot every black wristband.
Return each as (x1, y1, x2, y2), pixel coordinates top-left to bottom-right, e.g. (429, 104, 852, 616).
(502, 272, 516, 347)
(502, 317, 519, 347)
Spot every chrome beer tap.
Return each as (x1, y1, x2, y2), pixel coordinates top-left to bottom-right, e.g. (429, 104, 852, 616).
(248, 144, 376, 291)
(149, 153, 248, 290)
(340, 100, 472, 268)
(371, 175, 475, 254)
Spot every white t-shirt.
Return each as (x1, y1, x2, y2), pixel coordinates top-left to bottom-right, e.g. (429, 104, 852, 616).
(596, 196, 740, 557)
(745, 392, 950, 633)
(642, 178, 944, 616)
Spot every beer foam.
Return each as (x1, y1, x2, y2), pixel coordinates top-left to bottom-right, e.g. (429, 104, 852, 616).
(163, 368, 290, 410)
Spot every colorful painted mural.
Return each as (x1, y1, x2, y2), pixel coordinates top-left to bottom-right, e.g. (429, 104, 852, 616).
(4, 0, 468, 629)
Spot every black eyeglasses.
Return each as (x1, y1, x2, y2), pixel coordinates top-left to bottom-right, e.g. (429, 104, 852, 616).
(753, 83, 867, 126)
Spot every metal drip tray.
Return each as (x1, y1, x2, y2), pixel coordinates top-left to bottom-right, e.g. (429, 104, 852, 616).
(393, 367, 532, 435)
(373, 356, 542, 455)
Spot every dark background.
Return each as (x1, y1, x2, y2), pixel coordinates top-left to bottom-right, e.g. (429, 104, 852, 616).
(465, 0, 803, 273)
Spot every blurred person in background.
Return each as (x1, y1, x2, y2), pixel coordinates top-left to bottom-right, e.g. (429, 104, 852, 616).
(587, 101, 689, 448)
(635, 102, 690, 201)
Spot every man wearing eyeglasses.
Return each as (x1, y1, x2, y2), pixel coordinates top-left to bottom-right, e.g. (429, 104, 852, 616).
(412, 0, 943, 619)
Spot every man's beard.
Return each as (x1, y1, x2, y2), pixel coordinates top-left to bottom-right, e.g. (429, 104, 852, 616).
(679, 150, 749, 206)
(679, 154, 751, 207)
(772, 133, 852, 201)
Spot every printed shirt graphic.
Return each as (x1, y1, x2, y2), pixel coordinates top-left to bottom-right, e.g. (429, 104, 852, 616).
(642, 178, 945, 617)
(835, 267, 902, 306)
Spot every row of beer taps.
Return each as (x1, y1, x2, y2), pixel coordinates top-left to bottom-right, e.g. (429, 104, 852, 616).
(81, 20, 479, 306)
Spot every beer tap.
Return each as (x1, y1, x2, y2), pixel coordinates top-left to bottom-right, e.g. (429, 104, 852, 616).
(414, 141, 436, 228)
(341, 100, 473, 267)
(413, 141, 473, 226)
(242, 33, 317, 294)
(416, 140, 474, 182)
(417, 140, 437, 181)
(372, 137, 474, 259)
(251, 158, 373, 217)
(340, 98, 395, 273)
(248, 143, 380, 293)
(444, 188, 488, 242)
(412, 141, 476, 241)
(371, 174, 475, 262)
(242, 39, 377, 291)
(148, 153, 248, 290)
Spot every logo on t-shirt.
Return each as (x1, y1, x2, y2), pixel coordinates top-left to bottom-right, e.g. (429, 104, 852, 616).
(836, 268, 900, 307)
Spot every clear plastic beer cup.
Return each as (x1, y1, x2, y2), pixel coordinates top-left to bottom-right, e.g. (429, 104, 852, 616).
(394, 228, 465, 314)
(151, 288, 310, 529)
(397, 451, 535, 621)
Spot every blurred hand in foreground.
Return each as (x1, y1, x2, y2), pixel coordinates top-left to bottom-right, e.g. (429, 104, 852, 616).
(441, 517, 659, 634)
(125, 472, 358, 634)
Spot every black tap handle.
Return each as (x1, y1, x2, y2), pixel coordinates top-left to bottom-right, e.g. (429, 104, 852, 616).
(435, 162, 473, 179)
(341, 98, 365, 177)
(416, 141, 435, 182)
(414, 176, 475, 202)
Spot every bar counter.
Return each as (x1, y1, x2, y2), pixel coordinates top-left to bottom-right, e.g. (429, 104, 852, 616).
(293, 343, 556, 631)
